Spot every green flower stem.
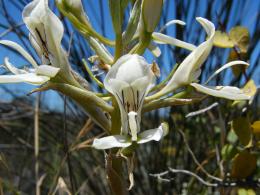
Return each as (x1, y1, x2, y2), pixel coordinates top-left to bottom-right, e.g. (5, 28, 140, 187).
(82, 59, 105, 88)
(49, 82, 113, 131)
(135, 31, 152, 55)
(114, 34, 123, 62)
(110, 99, 121, 135)
(86, 37, 114, 64)
(106, 100, 128, 195)
(57, 3, 115, 46)
(122, 0, 142, 45)
(143, 91, 207, 113)
(106, 153, 128, 195)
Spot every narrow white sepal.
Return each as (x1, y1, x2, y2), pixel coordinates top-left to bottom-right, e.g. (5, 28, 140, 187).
(190, 83, 251, 100)
(0, 73, 49, 85)
(205, 61, 249, 84)
(92, 135, 131, 150)
(152, 32, 196, 51)
(0, 40, 38, 68)
(137, 123, 169, 144)
(3, 58, 27, 75)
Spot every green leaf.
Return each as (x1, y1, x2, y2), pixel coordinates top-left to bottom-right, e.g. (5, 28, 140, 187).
(231, 150, 256, 179)
(229, 26, 250, 53)
(221, 144, 238, 161)
(213, 30, 234, 48)
(231, 117, 252, 147)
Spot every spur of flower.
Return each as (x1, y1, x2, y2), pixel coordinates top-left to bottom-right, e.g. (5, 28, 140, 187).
(92, 54, 168, 149)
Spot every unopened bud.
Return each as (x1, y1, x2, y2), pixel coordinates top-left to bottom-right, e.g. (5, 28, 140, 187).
(142, 0, 163, 32)
(57, 0, 90, 25)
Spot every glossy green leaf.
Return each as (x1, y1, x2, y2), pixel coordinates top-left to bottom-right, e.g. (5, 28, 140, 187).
(231, 117, 252, 147)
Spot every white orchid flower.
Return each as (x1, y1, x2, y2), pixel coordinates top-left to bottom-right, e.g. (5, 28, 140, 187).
(22, 0, 71, 73)
(0, 0, 78, 85)
(147, 17, 250, 101)
(0, 40, 59, 85)
(92, 54, 168, 150)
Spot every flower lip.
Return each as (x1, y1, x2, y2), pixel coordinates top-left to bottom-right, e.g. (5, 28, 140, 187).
(92, 123, 168, 150)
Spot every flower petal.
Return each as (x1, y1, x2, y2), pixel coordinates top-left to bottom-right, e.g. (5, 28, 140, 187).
(3, 58, 28, 74)
(104, 54, 152, 93)
(152, 32, 196, 51)
(35, 65, 60, 77)
(205, 61, 249, 84)
(92, 135, 131, 150)
(159, 19, 186, 33)
(23, 0, 64, 63)
(0, 73, 49, 85)
(190, 83, 251, 100)
(0, 40, 38, 68)
(137, 123, 169, 144)
(149, 18, 215, 99)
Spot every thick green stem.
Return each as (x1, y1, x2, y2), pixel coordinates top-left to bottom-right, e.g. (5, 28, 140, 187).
(106, 99, 128, 195)
(135, 32, 152, 55)
(49, 83, 112, 131)
(114, 34, 123, 62)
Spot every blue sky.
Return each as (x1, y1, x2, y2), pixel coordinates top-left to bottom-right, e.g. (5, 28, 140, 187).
(0, 0, 259, 110)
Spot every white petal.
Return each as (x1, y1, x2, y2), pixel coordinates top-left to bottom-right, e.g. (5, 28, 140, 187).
(205, 61, 249, 84)
(190, 83, 251, 100)
(3, 58, 28, 74)
(152, 32, 196, 51)
(151, 18, 215, 97)
(159, 19, 186, 33)
(109, 78, 130, 95)
(0, 73, 49, 85)
(104, 54, 152, 93)
(35, 65, 60, 77)
(92, 135, 131, 150)
(137, 123, 169, 144)
(23, 0, 64, 61)
(0, 40, 38, 68)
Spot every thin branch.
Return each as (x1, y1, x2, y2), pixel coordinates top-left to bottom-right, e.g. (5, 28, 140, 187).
(149, 171, 172, 183)
(177, 128, 222, 182)
(168, 168, 218, 187)
(185, 102, 219, 118)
